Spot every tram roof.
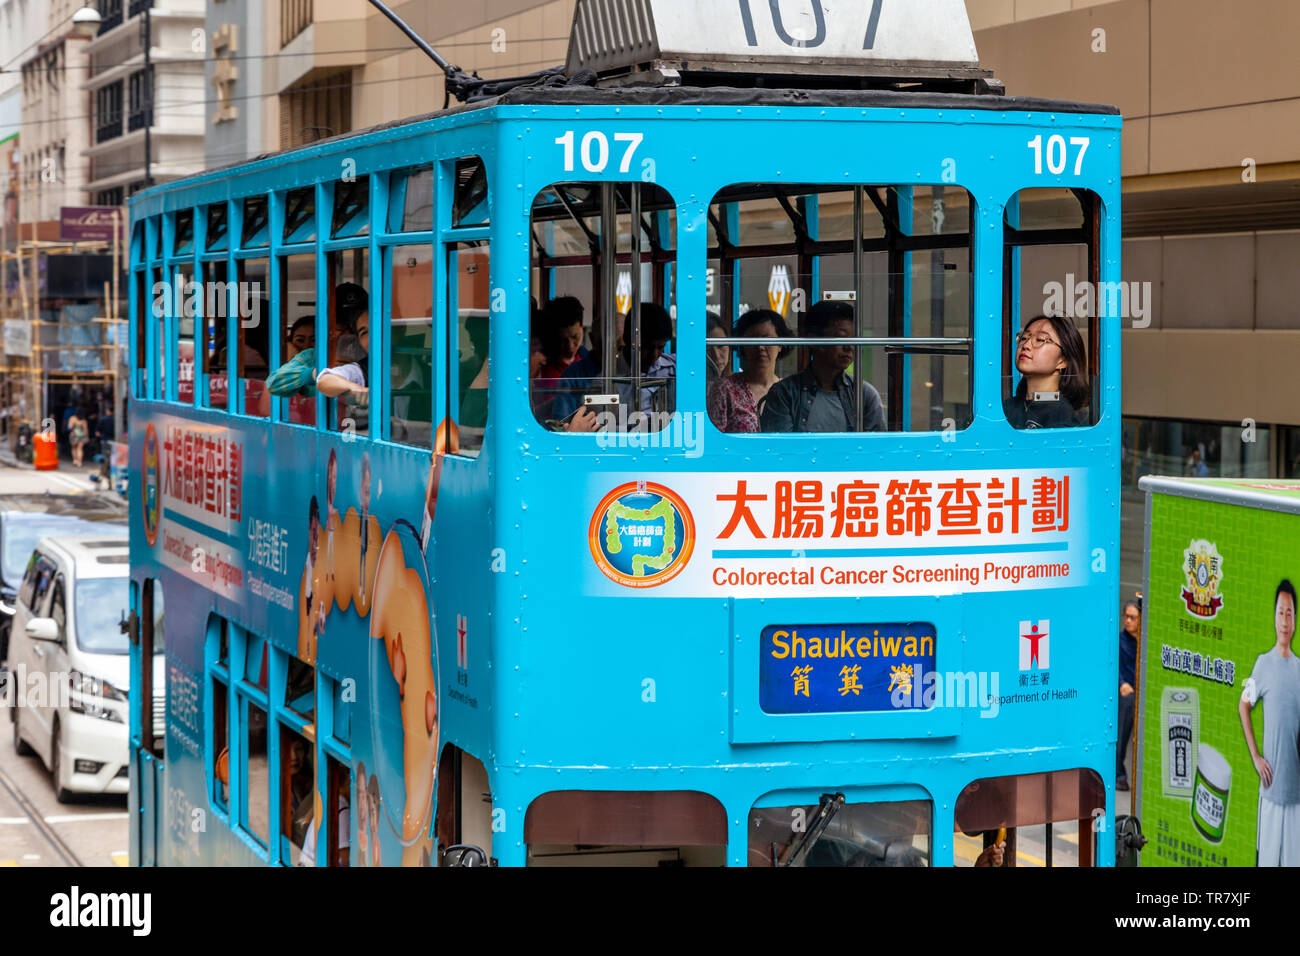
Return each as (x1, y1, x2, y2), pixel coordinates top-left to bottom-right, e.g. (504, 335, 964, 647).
(134, 84, 1119, 206)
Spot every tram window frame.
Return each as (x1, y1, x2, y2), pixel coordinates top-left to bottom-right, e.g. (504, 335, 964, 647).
(387, 241, 435, 448)
(139, 578, 165, 759)
(208, 617, 231, 815)
(199, 256, 231, 411)
(234, 255, 271, 418)
(173, 208, 194, 256)
(438, 155, 492, 458)
(228, 624, 271, 856)
(321, 244, 372, 437)
(278, 250, 318, 427)
(1002, 187, 1104, 431)
(173, 258, 196, 405)
(705, 183, 974, 437)
(527, 181, 679, 437)
(388, 163, 433, 234)
(332, 174, 371, 238)
(283, 186, 316, 244)
(954, 768, 1105, 868)
(133, 267, 148, 399)
(524, 790, 726, 867)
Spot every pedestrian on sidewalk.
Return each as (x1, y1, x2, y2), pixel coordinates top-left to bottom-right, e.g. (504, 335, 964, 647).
(68, 409, 89, 467)
(1117, 598, 1141, 790)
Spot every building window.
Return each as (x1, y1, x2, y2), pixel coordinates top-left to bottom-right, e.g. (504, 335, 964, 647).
(128, 67, 154, 132)
(281, 0, 313, 48)
(279, 71, 350, 150)
(95, 81, 123, 143)
(98, 0, 124, 33)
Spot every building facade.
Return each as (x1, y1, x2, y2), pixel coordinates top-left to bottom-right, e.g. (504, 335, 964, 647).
(82, 0, 205, 205)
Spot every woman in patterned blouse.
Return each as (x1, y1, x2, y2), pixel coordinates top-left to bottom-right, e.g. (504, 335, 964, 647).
(706, 308, 791, 433)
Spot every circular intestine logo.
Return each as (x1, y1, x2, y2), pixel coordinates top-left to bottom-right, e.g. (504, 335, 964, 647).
(142, 424, 161, 547)
(589, 481, 695, 588)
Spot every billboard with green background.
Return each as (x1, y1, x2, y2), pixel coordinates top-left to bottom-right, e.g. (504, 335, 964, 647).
(1141, 479, 1300, 867)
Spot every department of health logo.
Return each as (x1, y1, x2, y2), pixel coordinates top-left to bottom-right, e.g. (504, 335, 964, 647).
(589, 481, 695, 588)
(142, 424, 161, 547)
(1181, 539, 1223, 619)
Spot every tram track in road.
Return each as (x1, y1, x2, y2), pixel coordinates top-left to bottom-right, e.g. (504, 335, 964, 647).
(0, 759, 82, 868)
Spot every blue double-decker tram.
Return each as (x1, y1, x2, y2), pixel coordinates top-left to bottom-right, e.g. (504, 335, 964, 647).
(126, 0, 1122, 866)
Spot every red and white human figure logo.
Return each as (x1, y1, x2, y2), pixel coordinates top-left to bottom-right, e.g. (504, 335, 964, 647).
(456, 614, 468, 670)
(1019, 620, 1049, 670)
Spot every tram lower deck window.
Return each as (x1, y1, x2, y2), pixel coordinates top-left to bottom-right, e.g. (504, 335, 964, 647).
(748, 796, 931, 867)
(707, 184, 973, 435)
(524, 790, 725, 867)
(529, 182, 678, 434)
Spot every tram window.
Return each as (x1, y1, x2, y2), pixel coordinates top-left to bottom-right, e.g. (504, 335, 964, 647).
(388, 164, 432, 233)
(244, 632, 268, 691)
(133, 270, 147, 398)
(331, 678, 350, 746)
(284, 186, 316, 244)
(153, 266, 166, 400)
(243, 699, 270, 847)
(435, 745, 493, 865)
(278, 253, 317, 426)
(280, 724, 314, 865)
(529, 182, 677, 434)
(173, 208, 194, 255)
(707, 184, 972, 435)
(212, 676, 229, 811)
(152, 219, 163, 261)
(450, 240, 489, 456)
(332, 175, 370, 238)
(201, 259, 229, 409)
(325, 755, 350, 866)
(954, 769, 1105, 867)
(236, 258, 270, 417)
(389, 243, 434, 447)
(1003, 188, 1102, 429)
(140, 578, 165, 758)
(241, 195, 269, 247)
(285, 657, 315, 721)
(206, 202, 229, 252)
(176, 263, 195, 404)
(320, 248, 370, 436)
(452, 157, 488, 228)
(524, 791, 725, 867)
(748, 797, 932, 867)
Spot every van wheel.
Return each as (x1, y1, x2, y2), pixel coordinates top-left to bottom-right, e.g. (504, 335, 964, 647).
(50, 722, 73, 804)
(11, 702, 33, 756)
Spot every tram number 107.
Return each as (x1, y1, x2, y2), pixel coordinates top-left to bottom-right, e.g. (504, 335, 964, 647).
(554, 130, 645, 174)
(1027, 134, 1091, 176)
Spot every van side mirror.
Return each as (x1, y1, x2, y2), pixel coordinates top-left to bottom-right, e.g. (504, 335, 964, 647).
(25, 617, 59, 642)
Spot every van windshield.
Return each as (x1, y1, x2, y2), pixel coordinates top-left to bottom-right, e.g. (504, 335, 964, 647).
(2, 517, 123, 586)
(73, 577, 130, 655)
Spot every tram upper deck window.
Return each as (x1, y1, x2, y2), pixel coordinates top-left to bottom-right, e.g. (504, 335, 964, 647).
(332, 176, 369, 238)
(748, 795, 932, 867)
(452, 158, 487, 228)
(529, 182, 677, 434)
(317, 247, 370, 435)
(706, 184, 972, 435)
(387, 164, 432, 233)
(200, 259, 229, 409)
(241, 195, 269, 248)
(283, 187, 316, 244)
(1003, 188, 1102, 429)
(206, 203, 229, 253)
(236, 258, 270, 417)
(175, 261, 195, 404)
(173, 208, 194, 256)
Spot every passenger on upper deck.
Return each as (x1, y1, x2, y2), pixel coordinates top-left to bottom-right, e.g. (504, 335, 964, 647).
(707, 308, 790, 434)
(316, 283, 370, 401)
(266, 316, 317, 396)
(561, 304, 674, 432)
(759, 300, 884, 434)
(706, 313, 731, 381)
(1003, 314, 1089, 429)
(535, 296, 589, 380)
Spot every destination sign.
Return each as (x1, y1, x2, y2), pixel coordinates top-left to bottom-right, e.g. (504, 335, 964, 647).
(759, 622, 937, 714)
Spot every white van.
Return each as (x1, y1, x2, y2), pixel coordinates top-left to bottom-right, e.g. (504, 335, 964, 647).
(8, 533, 158, 801)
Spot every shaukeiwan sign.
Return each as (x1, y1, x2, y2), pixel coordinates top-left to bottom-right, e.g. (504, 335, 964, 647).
(60, 205, 121, 242)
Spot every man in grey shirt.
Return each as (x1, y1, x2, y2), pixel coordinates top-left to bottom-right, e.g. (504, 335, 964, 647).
(1240, 579, 1300, 865)
(760, 300, 885, 434)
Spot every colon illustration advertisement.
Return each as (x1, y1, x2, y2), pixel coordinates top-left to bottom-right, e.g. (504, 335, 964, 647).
(1141, 492, 1300, 867)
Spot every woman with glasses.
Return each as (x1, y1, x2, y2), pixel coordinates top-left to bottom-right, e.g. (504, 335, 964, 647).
(1004, 314, 1089, 429)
